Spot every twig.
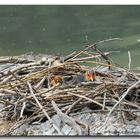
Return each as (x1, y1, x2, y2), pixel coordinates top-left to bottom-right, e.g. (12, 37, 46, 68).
(44, 87, 79, 99)
(47, 58, 51, 89)
(34, 76, 46, 90)
(128, 51, 131, 70)
(79, 81, 103, 86)
(65, 98, 82, 115)
(102, 93, 106, 110)
(0, 61, 42, 78)
(69, 38, 122, 60)
(0, 89, 17, 95)
(0, 98, 14, 105)
(67, 92, 109, 110)
(8, 70, 24, 83)
(0, 75, 13, 84)
(85, 34, 90, 45)
(72, 51, 120, 61)
(90, 44, 112, 69)
(65, 91, 96, 115)
(94, 38, 123, 46)
(65, 60, 119, 69)
(64, 51, 77, 61)
(19, 102, 26, 119)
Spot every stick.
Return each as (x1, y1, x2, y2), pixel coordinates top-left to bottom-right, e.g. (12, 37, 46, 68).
(90, 44, 112, 69)
(102, 93, 106, 110)
(0, 61, 42, 78)
(0, 89, 17, 95)
(72, 51, 120, 61)
(19, 102, 26, 119)
(0, 75, 13, 84)
(44, 87, 79, 99)
(8, 70, 24, 83)
(128, 51, 131, 70)
(69, 38, 122, 60)
(47, 58, 51, 89)
(65, 98, 82, 115)
(34, 76, 46, 90)
(64, 51, 77, 61)
(67, 92, 109, 110)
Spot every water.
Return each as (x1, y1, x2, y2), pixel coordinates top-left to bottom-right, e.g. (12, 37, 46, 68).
(0, 5, 140, 69)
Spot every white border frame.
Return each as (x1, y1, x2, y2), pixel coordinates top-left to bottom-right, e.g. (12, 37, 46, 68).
(0, 0, 140, 5)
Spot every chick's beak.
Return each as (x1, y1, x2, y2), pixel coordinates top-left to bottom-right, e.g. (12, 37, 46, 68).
(89, 74, 94, 81)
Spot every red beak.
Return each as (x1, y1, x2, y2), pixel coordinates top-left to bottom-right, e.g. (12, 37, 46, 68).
(89, 74, 94, 81)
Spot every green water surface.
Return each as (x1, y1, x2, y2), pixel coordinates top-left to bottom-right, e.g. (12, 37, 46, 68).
(0, 5, 140, 69)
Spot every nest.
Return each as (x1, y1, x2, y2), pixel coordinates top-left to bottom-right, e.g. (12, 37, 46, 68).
(0, 38, 140, 135)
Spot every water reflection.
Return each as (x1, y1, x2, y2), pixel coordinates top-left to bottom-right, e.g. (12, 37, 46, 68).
(0, 5, 139, 68)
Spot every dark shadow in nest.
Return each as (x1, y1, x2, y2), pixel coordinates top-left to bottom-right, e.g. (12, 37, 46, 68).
(87, 103, 102, 110)
(125, 88, 140, 102)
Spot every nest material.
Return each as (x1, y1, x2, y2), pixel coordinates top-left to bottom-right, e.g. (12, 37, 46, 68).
(0, 38, 140, 135)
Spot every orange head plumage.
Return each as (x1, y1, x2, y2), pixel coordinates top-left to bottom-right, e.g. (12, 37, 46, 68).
(51, 75, 64, 86)
(85, 70, 96, 81)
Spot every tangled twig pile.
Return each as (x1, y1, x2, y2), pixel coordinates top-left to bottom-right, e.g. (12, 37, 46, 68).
(0, 38, 140, 135)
